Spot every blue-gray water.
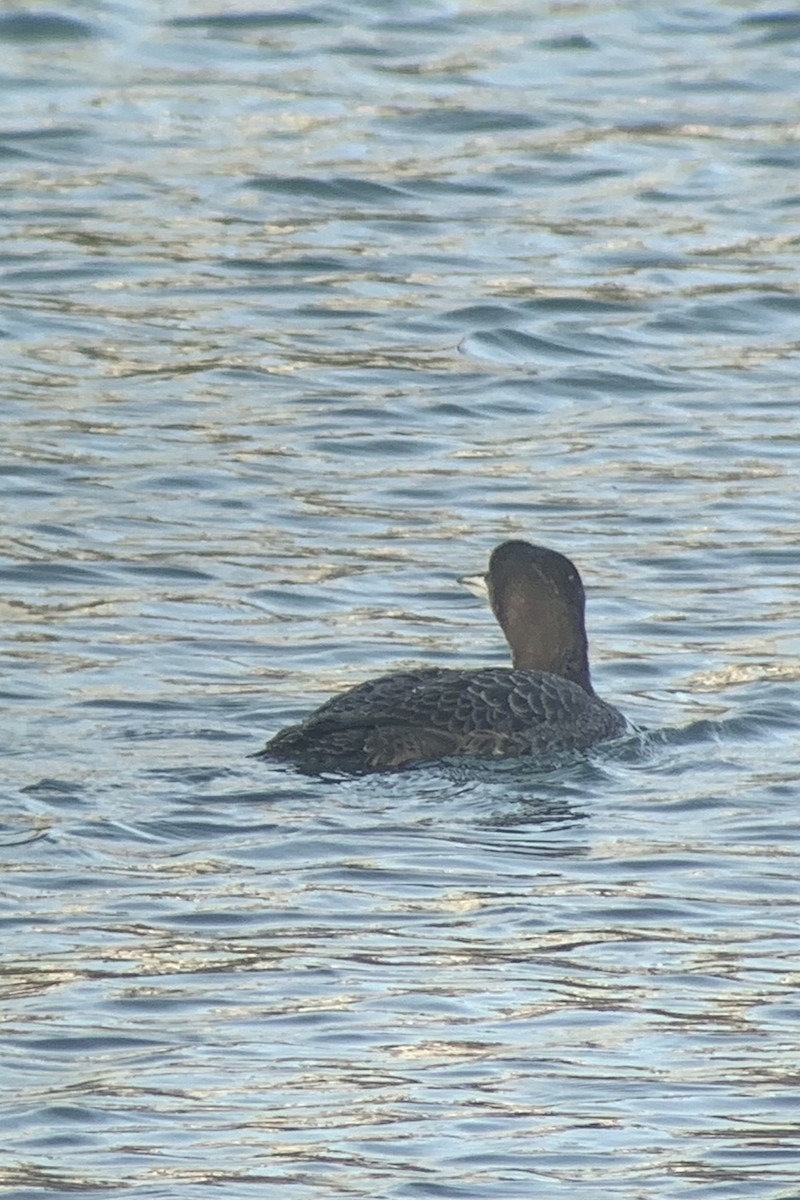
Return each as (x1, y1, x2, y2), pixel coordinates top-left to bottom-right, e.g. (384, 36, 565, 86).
(2, 2, 800, 1197)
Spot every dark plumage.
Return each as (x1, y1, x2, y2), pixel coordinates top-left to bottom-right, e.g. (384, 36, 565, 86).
(258, 540, 626, 771)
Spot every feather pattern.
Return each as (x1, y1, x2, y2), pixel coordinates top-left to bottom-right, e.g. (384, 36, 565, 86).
(262, 666, 625, 769)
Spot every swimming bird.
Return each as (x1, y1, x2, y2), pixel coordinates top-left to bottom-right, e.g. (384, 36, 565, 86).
(258, 540, 626, 771)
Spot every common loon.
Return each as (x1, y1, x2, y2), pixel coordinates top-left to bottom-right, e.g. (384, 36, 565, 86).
(258, 540, 626, 771)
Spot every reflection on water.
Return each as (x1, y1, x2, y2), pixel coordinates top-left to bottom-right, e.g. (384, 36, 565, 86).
(2, 1, 800, 1196)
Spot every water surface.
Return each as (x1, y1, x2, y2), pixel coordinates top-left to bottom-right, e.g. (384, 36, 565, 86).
(2, 2, 800, 1197)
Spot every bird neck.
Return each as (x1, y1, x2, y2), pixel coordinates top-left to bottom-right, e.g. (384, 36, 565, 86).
(510, 633, 594, 694)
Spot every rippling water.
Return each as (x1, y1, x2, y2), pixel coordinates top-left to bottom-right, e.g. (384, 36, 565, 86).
(3, 2, 800, 1197)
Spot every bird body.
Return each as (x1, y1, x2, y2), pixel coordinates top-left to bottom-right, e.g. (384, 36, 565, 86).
(259, 540, 625, 771)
